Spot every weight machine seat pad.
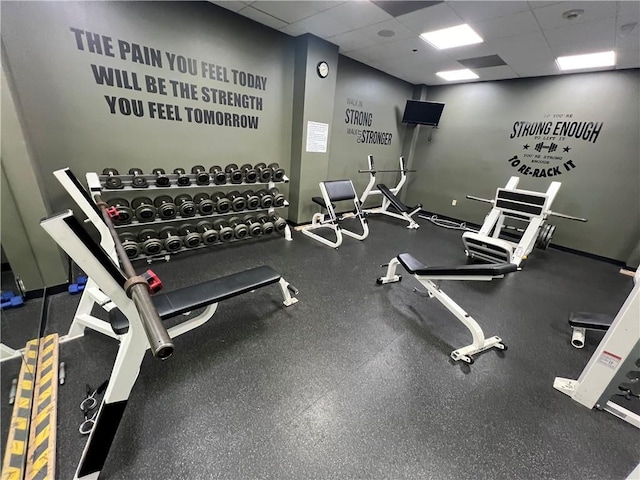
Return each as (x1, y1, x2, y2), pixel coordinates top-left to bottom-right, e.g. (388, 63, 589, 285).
(323, 180, 357, 202)
(397, 253, 518, 277)
(376, 184, 421, 213)
(568, 311, 613, 330)
(312, 196, 335, 210)
(109, 266, 282, 335)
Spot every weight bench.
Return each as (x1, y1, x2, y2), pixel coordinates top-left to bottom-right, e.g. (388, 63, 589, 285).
(109, 266, 293, 335)
(377, 253, 517, 364)
(376, 184, 422, 229)
(41, 210, 298, 479)
(568, 312, 613, 348)
(300, 179, 369, 248)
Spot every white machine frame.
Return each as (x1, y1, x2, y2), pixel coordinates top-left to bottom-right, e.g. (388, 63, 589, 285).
(462, 176, 561, 267)
(359, 155, 420, 229)
(554, 269, 640, 429)
(300, 179, 369, 248)
(377, 254, 516, 364)
(41, 207, 298, 479)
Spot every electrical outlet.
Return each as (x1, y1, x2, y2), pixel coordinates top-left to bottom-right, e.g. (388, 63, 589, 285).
(452, 199, 457, 206)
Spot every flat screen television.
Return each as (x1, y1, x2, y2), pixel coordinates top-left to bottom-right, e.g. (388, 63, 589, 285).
(401, 100, 445, 126)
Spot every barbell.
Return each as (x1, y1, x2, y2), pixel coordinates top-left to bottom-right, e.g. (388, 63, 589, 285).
(465, 195, 588, 222)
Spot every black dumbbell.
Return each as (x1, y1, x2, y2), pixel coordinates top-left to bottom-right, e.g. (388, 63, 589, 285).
(254, 163, 271, 183)
(209, 166, 227, 185)
(138, 229, 163, 256)
(159, 226, 183, 253)
(228, 216, 249, 239)
(119, 232, 141, 259)
(270, 212, 288, 232)
(191, 165, 210, 186)
(129, 168, 149, 188)
(196, 221, 219, 245)
(106, 198, 133, 225)
(255, 213, 275, 235)
(210, 192, 231, 214)
(178, 224, 202, 248)
(175, 194, 196, 217)
(153, 168, 171, 187)
(194, 193, 215, 216)
(225, 164, 244, 184)
(255, 189, 274, 209)
(173, 168, 191, 186)
(212, 219, 234, 242)
(243, 190, 260, 210)
(269, 188, 286, 207)
(242, 214, 262, 236)
(153, 196, 178, 220)
(269, 163, 285, 182)
(240, 164, 258, 183)
(103, 168, 123, 189)
(227, 190, 246, 211)
(131, 197, 157, 222)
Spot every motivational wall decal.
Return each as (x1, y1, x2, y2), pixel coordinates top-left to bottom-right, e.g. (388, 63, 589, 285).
(506, 112, 605, 177)
(345, 98, 393, 146)
(69, 28, 268, 130)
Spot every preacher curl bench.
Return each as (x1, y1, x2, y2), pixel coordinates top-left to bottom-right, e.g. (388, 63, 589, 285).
(42, 169, 298, 479)
(377, 253, 517, 364)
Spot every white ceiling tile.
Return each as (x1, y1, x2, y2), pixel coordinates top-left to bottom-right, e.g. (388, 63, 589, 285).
(249, 1, 319, 23)
(449, 1, 530, 22)
(488, 31, 557, 76)
(237, 5, 288, 29)
(528, 1, 563, 9)
(352, 37, 432, 61)
(444, 42, 500, 60)
(324, 1, 392, 30)
(616, 48, 640, 68)
(617, 1, 640, 19)
(207, 1, 249, 13)
(354, 18, 417, 44)
(284, 10, 353, 38)
(473, 10, 542, 39)
(279, 21, 309, 36)
(532, 1, 618, 30)
(328, 30, 381, 53)
(544, 17, 616, 56)
(395, 2, 463, 34)
(615, 18, 640, 54)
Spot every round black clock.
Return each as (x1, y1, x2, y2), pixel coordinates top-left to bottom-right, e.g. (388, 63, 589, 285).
(317, 61, 329, 78)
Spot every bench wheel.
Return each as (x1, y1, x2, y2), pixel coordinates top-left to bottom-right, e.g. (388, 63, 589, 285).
(496, 343, 508, 351)
(462, 356, 474, 365)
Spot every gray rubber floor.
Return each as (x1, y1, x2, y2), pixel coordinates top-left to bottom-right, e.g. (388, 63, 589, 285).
(1, 215, 638, 479)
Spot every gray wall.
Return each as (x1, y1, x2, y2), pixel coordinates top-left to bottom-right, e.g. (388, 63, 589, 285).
(329, 56, 413, 202)
(1, 1, 295, 214)
(404, 70, 640, 263)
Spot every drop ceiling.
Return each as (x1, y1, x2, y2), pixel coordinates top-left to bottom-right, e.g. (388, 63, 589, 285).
(209, 1, 640, 85)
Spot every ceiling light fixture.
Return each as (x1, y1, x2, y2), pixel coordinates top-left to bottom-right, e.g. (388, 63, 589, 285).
(420, 24, 483, 50)
(436, 69, 479, 81)
(555, 51, 616, 71)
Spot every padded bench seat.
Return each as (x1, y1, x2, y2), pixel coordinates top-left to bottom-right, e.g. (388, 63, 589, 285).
(110, 266, 281, 334)
(568, 311, 613, 330)
(377, 184, 421, 213)
(312, 196, 335, 210)
(397, 253, 518, 277)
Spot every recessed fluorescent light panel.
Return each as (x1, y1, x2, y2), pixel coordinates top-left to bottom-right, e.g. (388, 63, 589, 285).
(556, 51, 616, 71)
(420, 24, 483, 50)
(436, 69, 479, 81)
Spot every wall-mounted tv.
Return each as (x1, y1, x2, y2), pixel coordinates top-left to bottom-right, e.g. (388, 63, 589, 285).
(401, 100, 445, 126)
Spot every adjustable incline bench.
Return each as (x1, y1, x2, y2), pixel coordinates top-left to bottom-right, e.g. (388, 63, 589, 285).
(359, 155, 421, 229)
(41, 169, 298, 480)
(300, 179, 369, 248)
(377, 253, 517, 364)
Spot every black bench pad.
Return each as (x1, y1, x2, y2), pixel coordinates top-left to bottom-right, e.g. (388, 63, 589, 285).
(397, 253, 517, 277)
(377, 184, 421, 213)
(568, 312, 613, 330)
(110, 266, 281, 335)
(312, 196, 335, 209)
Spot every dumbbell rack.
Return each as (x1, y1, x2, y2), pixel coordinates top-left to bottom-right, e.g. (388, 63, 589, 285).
(86, 170, 293, 263)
